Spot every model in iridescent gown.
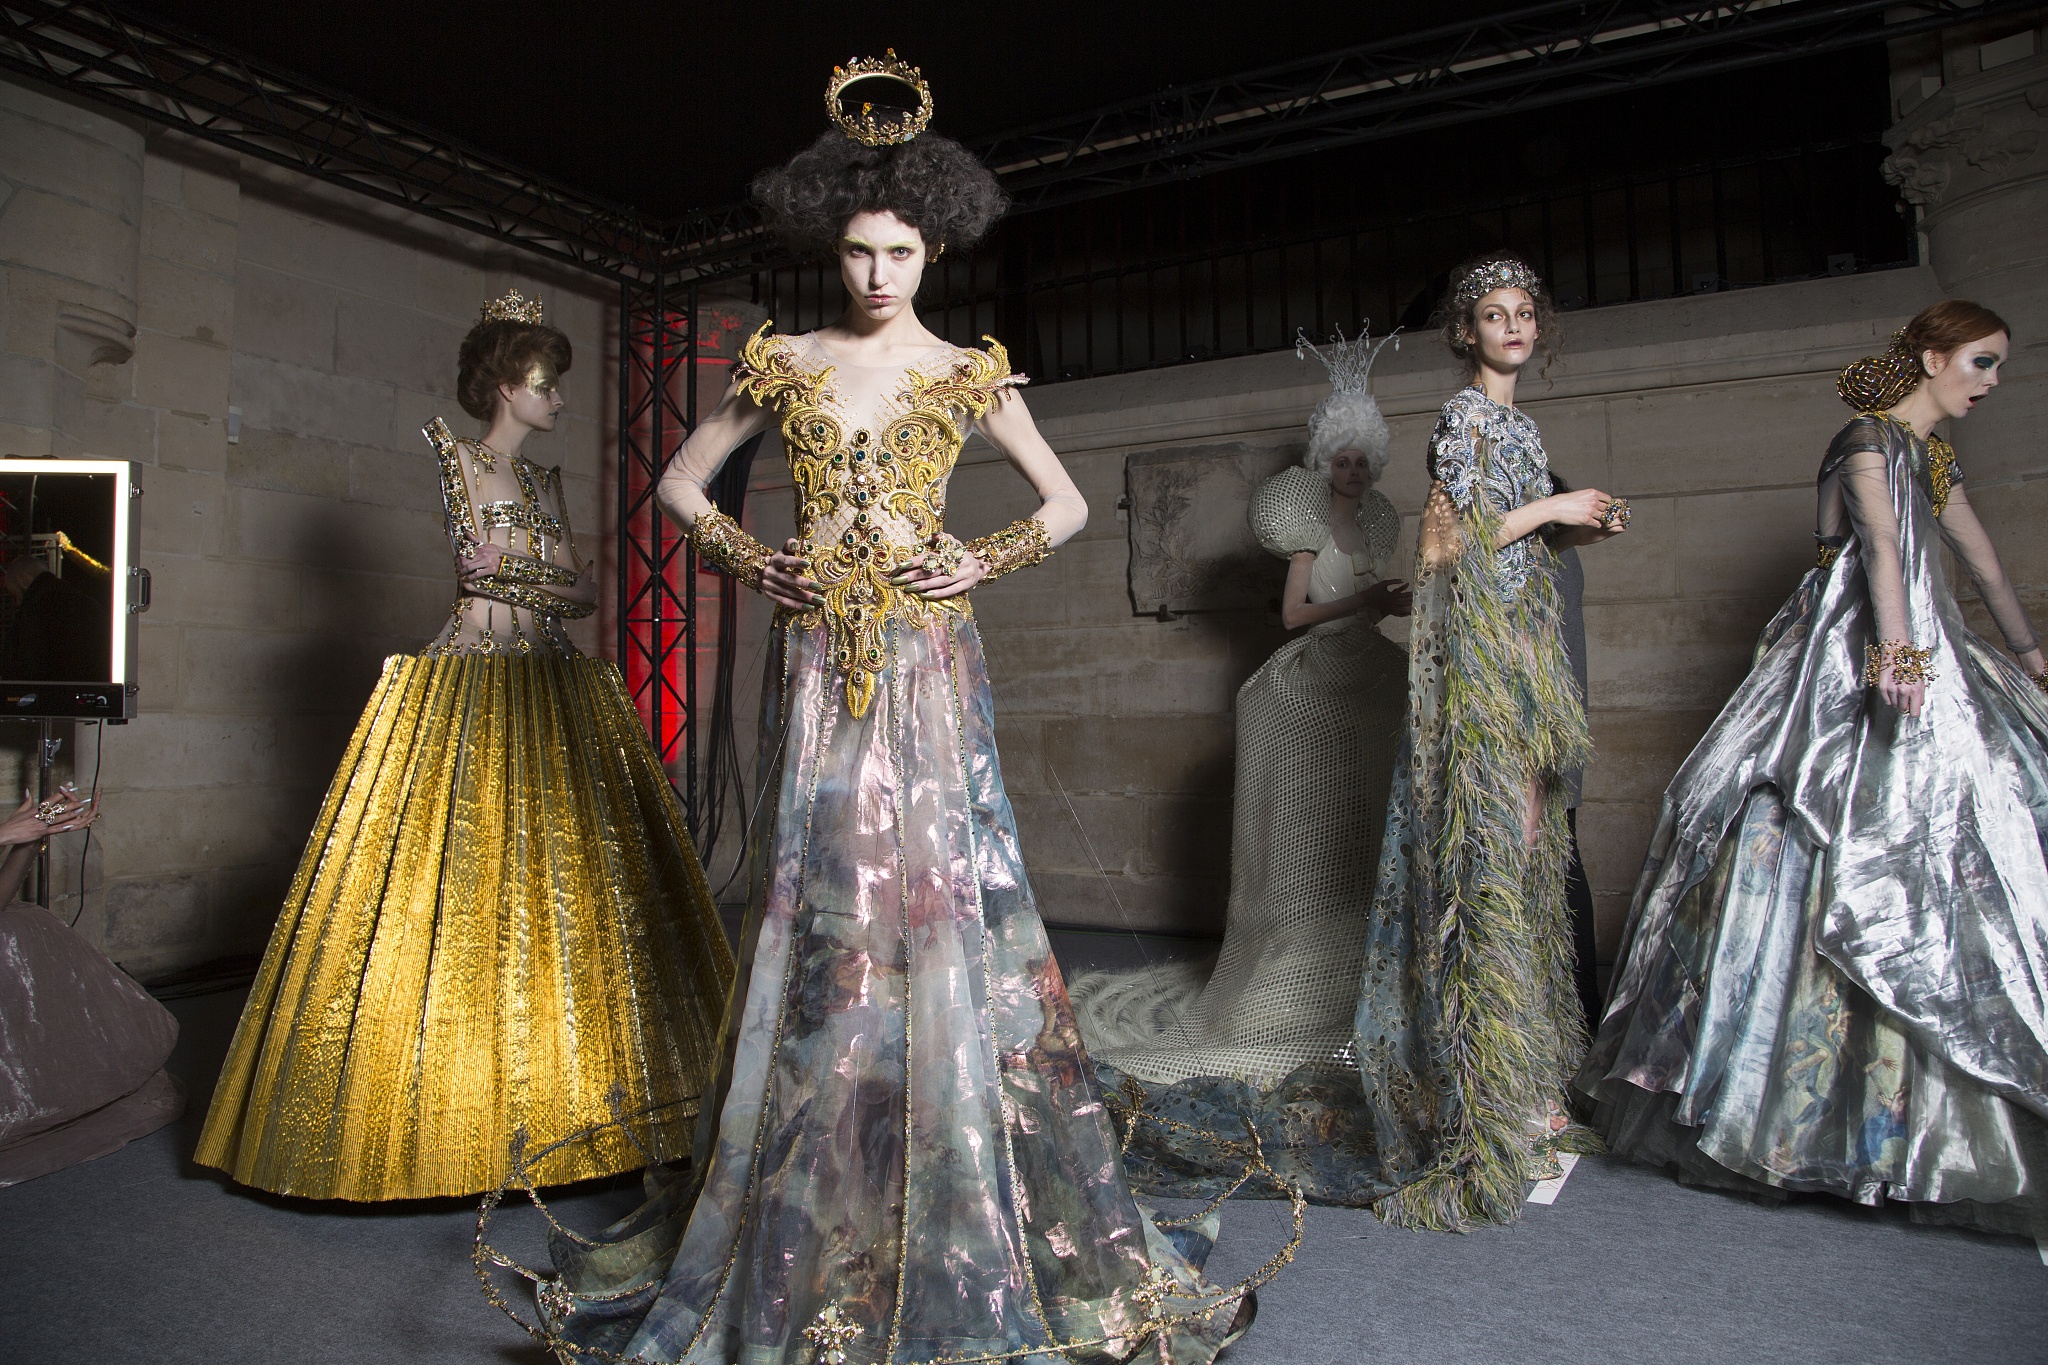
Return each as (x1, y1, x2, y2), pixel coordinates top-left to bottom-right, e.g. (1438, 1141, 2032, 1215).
(492, 58, 1268, 1365)
(196, 292, 734, 1200)
(1578, 300, 2048, 1237)
(1070, 329, 1414, 1206)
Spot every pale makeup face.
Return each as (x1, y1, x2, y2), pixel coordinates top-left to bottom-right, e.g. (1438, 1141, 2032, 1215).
(497, 360, 562, 431)
(1327, 449, 1371, 498)
(837, 209, 928, 322)
(1466, 287, 1539, 375)
(1921, 332, 2007, 421)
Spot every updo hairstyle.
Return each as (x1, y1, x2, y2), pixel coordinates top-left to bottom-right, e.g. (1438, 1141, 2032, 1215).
(1903, 299, 2009, 361)
(457, 320, 572, 422)
(751, 131, 1007, 259)
(1836, 300, 2009, 410)
(1435, 252, 1560, 377)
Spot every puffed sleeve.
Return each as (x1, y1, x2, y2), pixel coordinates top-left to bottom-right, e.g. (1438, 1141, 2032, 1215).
(1248, 466, 1332, 559)
(1427, 390, 1486, 512)
(1357, 488, 1401, 576)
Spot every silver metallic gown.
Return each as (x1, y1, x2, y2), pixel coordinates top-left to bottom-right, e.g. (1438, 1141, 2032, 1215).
(1578, 412, 2048, 1236)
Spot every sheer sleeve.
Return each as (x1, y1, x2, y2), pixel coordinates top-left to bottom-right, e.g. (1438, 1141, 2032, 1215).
(1839, 449, 1912, 644)
(1938, 484, 2041, 654)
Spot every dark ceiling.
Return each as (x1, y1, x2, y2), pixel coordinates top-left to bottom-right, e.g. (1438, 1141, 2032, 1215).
(128, 0, 1528, 218)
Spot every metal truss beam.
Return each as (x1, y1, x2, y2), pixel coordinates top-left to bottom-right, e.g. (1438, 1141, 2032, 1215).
(0, 0, 668, 279)
(671, 0, 2036, 274)
(2, 0, 2029, 281)
(970, 0, 2032, 213)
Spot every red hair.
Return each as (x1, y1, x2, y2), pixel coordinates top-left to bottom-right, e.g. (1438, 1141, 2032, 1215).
(1902, 299, 2009, 359)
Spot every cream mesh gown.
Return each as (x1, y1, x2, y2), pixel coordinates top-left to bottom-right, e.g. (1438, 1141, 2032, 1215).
(1072, 466, 1405, 1087)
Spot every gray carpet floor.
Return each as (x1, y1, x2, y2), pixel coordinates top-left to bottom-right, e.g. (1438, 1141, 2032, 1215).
(3, 955, 2044, 1364)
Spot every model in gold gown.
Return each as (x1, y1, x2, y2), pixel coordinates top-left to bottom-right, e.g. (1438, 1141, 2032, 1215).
(194, 291, 734, 1200)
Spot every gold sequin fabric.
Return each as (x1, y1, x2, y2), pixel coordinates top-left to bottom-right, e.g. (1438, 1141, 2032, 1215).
(727, 325, 1021, 718)
(194, 654, 735, 1200)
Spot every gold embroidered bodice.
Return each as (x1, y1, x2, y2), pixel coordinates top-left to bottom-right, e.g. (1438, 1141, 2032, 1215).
(729, 327, 1021, 716)
(423, 417, 593, 656)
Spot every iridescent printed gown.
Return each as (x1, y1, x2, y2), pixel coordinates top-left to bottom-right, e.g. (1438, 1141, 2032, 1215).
(1579, 413, 2048, 1236)
(195, 422, 734, 1200)
(539, 331, 1251, 1365)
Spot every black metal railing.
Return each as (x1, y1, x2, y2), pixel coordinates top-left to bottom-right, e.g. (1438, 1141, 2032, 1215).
(734, 136, 1913, 383)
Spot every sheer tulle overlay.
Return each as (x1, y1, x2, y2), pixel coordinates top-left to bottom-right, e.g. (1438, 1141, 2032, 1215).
(518, 617, 1260, 1365)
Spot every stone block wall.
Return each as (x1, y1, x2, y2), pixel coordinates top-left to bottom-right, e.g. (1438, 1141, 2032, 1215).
(0, 77, 612, 979)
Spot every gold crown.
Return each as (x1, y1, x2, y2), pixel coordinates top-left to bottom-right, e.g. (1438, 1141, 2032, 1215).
(825, 50, 933, 147)
(480, 288, 545, 325)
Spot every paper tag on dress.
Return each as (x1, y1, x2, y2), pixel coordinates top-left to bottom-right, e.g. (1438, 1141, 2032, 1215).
(1525, 1152, 1581, 1206)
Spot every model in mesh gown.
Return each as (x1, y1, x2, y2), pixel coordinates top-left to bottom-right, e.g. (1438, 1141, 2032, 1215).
(1578, 301, 2048, 1237)
(1069, 329, 1414, 1205)
(493, 62, 1264, 1365)
(194, 293, 734, 1200)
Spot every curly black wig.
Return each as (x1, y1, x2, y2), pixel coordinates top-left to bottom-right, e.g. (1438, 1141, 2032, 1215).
(751, 131, 1007, 259)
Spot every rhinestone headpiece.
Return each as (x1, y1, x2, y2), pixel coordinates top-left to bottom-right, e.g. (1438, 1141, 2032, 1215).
(825, 50, 933, 147)
(1837, 328, 1923, 411)
(1451, 256, 1543, 311)
(480, 288, 545, 326)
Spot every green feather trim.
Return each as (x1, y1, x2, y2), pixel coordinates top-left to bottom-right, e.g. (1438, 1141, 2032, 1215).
(1373, 486, 1599, 1232)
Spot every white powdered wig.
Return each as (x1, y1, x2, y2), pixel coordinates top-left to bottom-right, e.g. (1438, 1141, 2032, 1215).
(1297, 324, 1399, 482)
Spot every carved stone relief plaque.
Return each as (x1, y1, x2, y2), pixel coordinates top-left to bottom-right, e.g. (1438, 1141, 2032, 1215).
(1124, 442, 1303, 615)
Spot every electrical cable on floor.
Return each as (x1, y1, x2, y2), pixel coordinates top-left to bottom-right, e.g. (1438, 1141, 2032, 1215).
(66, 718, 102, 929)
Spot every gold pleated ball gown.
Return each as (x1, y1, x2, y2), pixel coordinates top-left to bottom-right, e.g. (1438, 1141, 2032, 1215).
(194, 419, 734, 1200)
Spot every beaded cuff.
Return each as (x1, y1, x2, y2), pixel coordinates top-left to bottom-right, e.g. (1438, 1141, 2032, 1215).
(689, 508, 773, 590)
(1815, 543, 1842, 570)
(965, 518, 1053, 583)
(2030, 669, 2048, 698)
(1864, 640, 1936, 688)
